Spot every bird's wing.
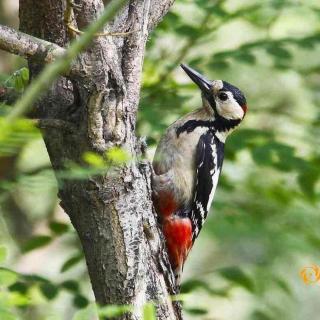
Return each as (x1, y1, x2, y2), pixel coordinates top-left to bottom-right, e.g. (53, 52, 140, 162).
(191, 131, 221, 240)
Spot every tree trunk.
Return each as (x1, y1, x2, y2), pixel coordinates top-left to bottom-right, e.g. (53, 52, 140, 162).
(18, 0, 180, 319)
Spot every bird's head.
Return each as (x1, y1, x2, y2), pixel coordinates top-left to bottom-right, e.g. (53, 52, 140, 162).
(181, 64, 247, 133)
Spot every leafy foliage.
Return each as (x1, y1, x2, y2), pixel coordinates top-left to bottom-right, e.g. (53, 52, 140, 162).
(22, 235, 53, 253)
(60, 254, 83, 273)
(3, 68, 29, 93)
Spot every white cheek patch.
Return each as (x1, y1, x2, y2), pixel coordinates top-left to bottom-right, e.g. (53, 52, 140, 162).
(216, 93, 244, 120)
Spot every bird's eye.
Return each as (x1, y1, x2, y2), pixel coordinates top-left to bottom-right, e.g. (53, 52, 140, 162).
(218, 92, 228, 101)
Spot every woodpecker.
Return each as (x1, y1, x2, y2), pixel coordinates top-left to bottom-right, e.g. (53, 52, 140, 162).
(152, 64, 247, 284)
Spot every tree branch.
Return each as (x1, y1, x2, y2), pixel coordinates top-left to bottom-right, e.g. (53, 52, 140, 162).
(0, 24, 66, 64)
(148, 0, 175, 30)
(122, 0, 151, 109)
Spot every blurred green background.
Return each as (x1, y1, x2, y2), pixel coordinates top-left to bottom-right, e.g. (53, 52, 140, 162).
(0, 0, 320, 319)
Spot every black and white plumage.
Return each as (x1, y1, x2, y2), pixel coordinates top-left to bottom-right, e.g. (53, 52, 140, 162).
(191, 130, 224, 240)
(152, 64, 247, 284)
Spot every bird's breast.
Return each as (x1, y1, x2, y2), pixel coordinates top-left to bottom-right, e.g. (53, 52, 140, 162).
(171, 126, 209, 203)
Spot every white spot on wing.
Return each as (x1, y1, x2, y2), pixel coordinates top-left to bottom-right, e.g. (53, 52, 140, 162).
(207, 142, 220, 212)
(194, 225, 199, 236)
(207, 169, 220, 212)
(210, 143, 217, 175)
(196, 201, 205, 220)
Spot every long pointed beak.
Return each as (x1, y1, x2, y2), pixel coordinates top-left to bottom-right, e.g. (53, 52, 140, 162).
(180, 64, 212, 94)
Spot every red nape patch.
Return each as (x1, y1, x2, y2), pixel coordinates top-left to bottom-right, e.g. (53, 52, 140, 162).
(154, 191, 178, 218)
(242, 104, 248, 113)
(162, 217, 193, 272)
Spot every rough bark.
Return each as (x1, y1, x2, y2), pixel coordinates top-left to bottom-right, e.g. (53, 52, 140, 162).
(16, 0, 180, 319)
(0, 25, 66, 64)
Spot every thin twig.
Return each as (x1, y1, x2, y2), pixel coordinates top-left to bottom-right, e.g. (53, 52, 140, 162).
(67, 24, 136, 37)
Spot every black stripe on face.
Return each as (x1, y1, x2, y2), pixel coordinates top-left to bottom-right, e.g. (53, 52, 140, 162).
(222, 81, 246, 107)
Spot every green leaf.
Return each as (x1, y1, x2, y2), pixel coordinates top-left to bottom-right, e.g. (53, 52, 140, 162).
(98, 305, 133, 318)
(170, 294, 191, 302)
(274, 278, 291, 295)
(208, 60, 229, 70)
(210, 5, 228, 16)
(234, 52, 256, 64)
(73, 295, 89, 309)
(14, 75, 24, 92)
(185, 307, 208, 315)
(82, 152, 105, 168)
(195, 0, 214, 10)
(0, 246, 7, 263)
(0, 118, 39, 156)
(39, 282, 59, 300)
(251, 141, 305, 173)
(296, 38, 315, 49)
(60, 254, 83, 273)
(181, 279, 229, 297)
(273, 61, 290, 70)
(60, 280, 79, 293)
(8, 292, 30, 306)
(175, 25, 199, 38)
(218, 267, 255, 292)
(23, 274, 48, 283)
(9, 282, 28, 294)
(22, 235, 52, 253)
(157, 12, 181, 32)
(20, 68, 29, 83)
(163, 12, 180, 25)
(227, 129, 271, 155)
(251, 145, 274, 166)
(105, 147, 131, 165)
(143, 303, 156, 320)
(212, 51, 232, 59)
(266, 46, 292, 59)
(0, 268, 18, 287)
(6, 68, 29, 92)
(298, 167, 319, 200)
(49, 221, 69, 235)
